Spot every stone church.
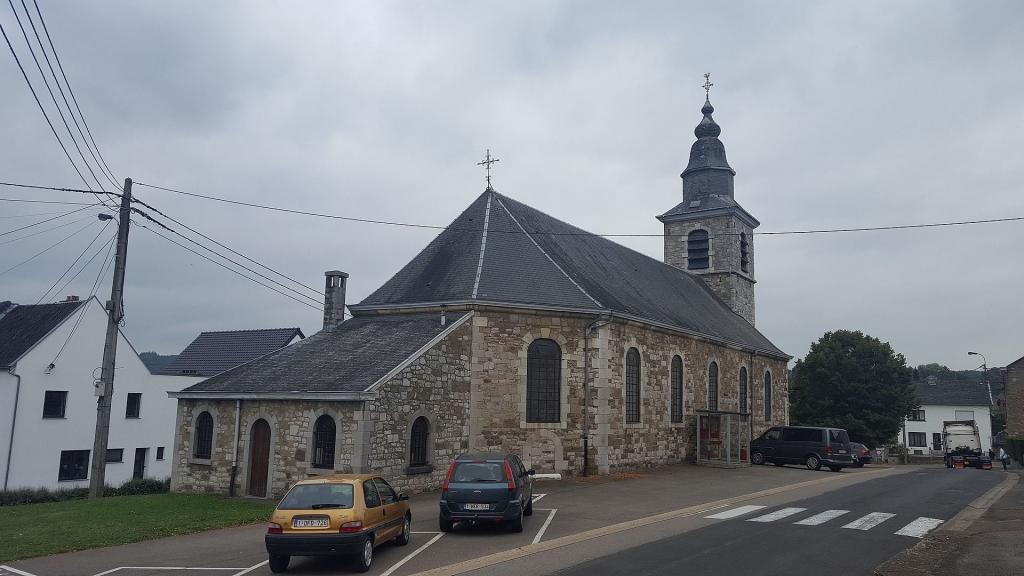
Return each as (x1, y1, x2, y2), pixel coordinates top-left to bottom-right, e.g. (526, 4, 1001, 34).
(169, 95, 791, 497)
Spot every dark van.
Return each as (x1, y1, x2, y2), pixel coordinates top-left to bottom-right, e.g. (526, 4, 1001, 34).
(750, 426, 853, 472)
(439, 453, 535, 533)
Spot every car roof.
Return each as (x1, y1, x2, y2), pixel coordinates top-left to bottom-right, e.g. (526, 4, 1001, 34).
(455, 453, 513, 461)
(291, 473, 380, 486)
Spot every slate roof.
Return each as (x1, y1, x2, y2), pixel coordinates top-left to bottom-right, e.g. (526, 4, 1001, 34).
(353, 189, 787, 358)
(914, 379, 992, 407)
(163, 327, 304, 377)
(178, 313, 469, 394)
(0, 300, 85, 368)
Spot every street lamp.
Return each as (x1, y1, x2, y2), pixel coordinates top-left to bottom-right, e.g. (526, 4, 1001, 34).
(968, 352, 995, 406)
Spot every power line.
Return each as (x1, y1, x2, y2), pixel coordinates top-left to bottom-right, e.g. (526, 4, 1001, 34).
(0, 203, 101, 237)
(0, 218, 97, 277)
(0, 208, 85, 219)
(0, 181, 121, 196)
(0, 212, 99, 246)
(0, 197, 101, 205)
(45, 233, 115, 305)
(36, 220, 112, 304)
(49, 234, 118, 367)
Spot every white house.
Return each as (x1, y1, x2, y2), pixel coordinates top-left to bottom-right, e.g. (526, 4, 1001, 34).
(904, 377, 993, 455)
(0, 297, 202, 491)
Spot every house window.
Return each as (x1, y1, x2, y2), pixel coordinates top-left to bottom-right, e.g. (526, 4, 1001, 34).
(764, 371, 773, 421)
(409, 416, 430, 469)
(687, 230, 710, 270)
(670, 355, 684, 423)
(955, 410, 975, 421)
(908, 432, 927, 447)
(126, 393, 142, 418)
(625, 348, 641, 423)
(708, 362, 719, 411)
(311, 415, 336, 469)
(739, 367, 748, 413)
(193, 411, 214, 459)
(908, 409, 925, 422)
(106, 449, 124, 463)
(58, 450, 89, 481)
(740, 233, 749, 273)
(526, 339, 561, 423)
(43, 391, 67, 418)
(156, 447, 165, 460)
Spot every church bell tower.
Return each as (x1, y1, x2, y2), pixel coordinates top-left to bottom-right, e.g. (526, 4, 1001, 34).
(658, 75, 759, 325)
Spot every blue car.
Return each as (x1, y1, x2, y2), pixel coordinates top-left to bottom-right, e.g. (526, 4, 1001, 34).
(439, 453, 535, 533)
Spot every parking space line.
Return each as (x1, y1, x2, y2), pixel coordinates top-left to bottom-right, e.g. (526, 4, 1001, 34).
(1, 565, 42, 576)
(412, 531, 442, 534)
(229, 562, 268, 576)
(532, 509, 557, 545)
(380, 533, 445, 576)
(532, 493, 547, 503)
(90, 569, 123, 576)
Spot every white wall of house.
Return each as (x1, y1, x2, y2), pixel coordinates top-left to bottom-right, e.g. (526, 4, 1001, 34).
(2, 299, 202, 491)
(904, 403, 993, 454)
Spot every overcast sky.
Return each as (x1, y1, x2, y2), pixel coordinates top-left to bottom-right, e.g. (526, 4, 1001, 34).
(2, 1, 1022, 372)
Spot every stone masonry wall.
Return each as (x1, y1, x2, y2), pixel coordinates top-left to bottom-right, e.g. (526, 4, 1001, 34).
(1007, 357, 1024, 437)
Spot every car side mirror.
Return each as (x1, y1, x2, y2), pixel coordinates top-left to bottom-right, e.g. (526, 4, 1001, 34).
(398, 493, 410, 501)
(526, 469, 536, 476)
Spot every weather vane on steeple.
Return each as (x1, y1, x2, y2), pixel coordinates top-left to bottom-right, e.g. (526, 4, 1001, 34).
(478, 149, 500, 189)
(702, 72, 713, 98)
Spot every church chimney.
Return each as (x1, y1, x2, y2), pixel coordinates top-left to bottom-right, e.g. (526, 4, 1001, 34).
(323, 271, 349, 329)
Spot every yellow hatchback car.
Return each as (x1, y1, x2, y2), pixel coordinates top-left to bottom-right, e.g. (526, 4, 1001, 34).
(265, 474, 411, 573)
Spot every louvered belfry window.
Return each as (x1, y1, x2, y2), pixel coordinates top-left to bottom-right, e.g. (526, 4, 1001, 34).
(670, 355, 684, 423)
(312, 415, 336, 469)
(708, 362, 719, 411)
(409, 417, 430, 466)
(687, 230, 710, 270)
(764, 372, 773, 421)
(194, 411, 214, 459)
(739, 367, 748, 413)
(526, 339, 561, 423)
(626, 348, 641, 423)
(740, 232, 750, 273)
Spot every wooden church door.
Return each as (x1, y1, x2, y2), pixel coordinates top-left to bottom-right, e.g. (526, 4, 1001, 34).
(248, 419, 271, 497)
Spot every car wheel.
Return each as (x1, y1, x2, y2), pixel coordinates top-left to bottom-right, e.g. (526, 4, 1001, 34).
(805, 454, 822, 471)
(853, 460, 864, 468)
(524, 496, 534, 517)
(268, 555, 289, 574)
(352, 538, 373, 573)
(439, 515, 453, 533)
(396, 515, 411, 546)
(510, 512, 524, 533)
(828, 465, 843, 472)
(751, 451, 765, 465)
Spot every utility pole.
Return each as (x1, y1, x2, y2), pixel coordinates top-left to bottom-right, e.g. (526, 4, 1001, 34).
(89, 178, 132, 498)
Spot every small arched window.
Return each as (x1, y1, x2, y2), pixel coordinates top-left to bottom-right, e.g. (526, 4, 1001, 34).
(687, 230, 710, 270)
(193, 411, 213, 459)
(526, 339, 561, 423)
(409, 416, 430, 467)
(740, 232, 749, 273)
(311, 415, 336, 469)
(739, 367, 748, 413)
(764, 372, 773, 421)
(670, 355, 684, 423)
(625, 348, 641, 423)
(708, 362, 719, 411)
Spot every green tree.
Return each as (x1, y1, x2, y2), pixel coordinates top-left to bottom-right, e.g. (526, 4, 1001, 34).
(790, 330, 917, 448)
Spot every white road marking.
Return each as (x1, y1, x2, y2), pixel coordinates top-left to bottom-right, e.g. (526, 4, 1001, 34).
(794, 510, 850, 526)
(532, 509, 558, 545)
(842, 512, 896, 531)
(532, 493, 547, 503)
(894, 517, 944, 538)
(90, 569, 123, 576)
(1, 565, 42, 576)
(704, 505, 767, 519)
(746, 507, 807, 523)
(229, 562, 267, 576)
(412, 531, 443, 534)
(90, 569, 244, 575)
(380, 533, 445, 576)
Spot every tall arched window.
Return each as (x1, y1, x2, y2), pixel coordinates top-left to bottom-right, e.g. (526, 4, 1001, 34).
(527, 339, 561, 423)
(409, 416, 430, 467)
(739, 367, 748, 413)
(687, 230, 710, 270)
(670, 355, 684, 423)
(708, 362, 719, 411)
(193, 411, 213, 459)
(740, 232, 749, 273)
(764, 372, 773, 421)
(625, 348, 641, 423)
(311, 415, 336, 469)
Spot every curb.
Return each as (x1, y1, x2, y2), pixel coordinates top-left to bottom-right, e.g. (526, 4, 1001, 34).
(939, 471, 1019, 533)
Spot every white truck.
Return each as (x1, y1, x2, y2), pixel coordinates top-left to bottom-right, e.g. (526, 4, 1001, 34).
(942, 420, 992, 469)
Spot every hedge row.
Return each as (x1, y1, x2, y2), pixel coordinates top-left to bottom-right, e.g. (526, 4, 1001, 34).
(1006, 437, 1024, 466)
(0, 477, 170, 506)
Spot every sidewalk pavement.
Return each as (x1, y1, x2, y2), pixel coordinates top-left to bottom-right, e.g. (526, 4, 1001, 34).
(875, 465, 1024, 576)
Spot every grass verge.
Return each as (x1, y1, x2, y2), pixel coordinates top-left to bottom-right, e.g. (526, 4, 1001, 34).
(0, 493, 276, 562)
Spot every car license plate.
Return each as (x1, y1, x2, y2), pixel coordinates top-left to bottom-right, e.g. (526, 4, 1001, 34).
(838, 450, 846, 453)
(293, 518, 329, 528)
(465, 503, 489, 511)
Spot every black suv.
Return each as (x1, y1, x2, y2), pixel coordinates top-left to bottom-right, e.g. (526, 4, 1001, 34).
(439, 453, 535, 533)
(750, 426, 854, 471)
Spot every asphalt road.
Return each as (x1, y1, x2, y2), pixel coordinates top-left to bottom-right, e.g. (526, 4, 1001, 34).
(544, 467, 1004, 576)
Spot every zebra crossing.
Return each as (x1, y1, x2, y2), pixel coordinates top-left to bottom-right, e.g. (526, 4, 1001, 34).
(704, 504, 944, 538)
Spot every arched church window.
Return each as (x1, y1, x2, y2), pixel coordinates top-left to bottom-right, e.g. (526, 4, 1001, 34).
(764, 372, 773, 421)
(739, 367, 748, 413)
(193, 411, 214, 459)
(626, 348, 641, 423)
(526, 339, 561, 423)
(708, 362, 719, 411)
(671, 355, 684, 423)
(311, 415, 336, 469)
(687, 230, 710, 270)
(740, 232, 749, 273)
(409, 416, 430, 467)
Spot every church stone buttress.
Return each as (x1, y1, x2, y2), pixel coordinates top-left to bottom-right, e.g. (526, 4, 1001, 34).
(658, 86, 760, 326)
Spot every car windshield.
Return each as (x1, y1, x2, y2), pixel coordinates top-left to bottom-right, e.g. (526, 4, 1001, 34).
(278, 483, 354, 510)
(451, 462, 506, 482)
(829, 429, 851, 444)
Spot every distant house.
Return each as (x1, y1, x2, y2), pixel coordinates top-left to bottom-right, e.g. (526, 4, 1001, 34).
(904, 377, 993, 454)
(162, 328, 304, 377)
(0, 298, 202, 491)
(1006, 355, 1024, 438)
(139, 352, 177, 374)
